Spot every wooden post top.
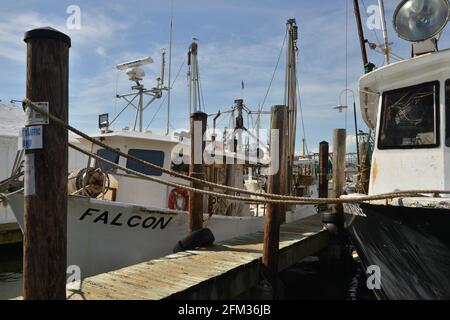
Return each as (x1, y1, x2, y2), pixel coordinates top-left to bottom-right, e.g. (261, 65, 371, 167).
(24, 26, 71, 47)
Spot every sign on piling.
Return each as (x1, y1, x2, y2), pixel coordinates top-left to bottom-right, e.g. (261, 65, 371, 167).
(189, 112, 207, 232)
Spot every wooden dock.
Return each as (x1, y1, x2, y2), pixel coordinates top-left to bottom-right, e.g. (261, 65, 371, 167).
(0, 223, 22, 246)
(65, 214, 328, 300)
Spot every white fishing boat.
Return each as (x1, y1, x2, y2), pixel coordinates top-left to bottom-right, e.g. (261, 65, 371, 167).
(4, 20, 318, 279)
(344, 0, 450, 299)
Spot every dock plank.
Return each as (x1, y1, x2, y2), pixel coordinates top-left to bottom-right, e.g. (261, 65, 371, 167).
(66, 213, 328, 300)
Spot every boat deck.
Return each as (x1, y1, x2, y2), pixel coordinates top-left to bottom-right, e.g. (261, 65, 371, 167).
(0, 223, 22, 246)
(64, 213, 328, 300)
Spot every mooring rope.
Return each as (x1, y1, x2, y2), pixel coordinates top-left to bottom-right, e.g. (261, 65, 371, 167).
(23, 98, 450, 205)
(22, 98, 327, 201)
(69, 143, 450, 205)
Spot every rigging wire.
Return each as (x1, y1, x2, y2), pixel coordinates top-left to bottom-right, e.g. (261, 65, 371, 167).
(112, 69, 120, 131)
(166, 0, 174, 135)
(197, 59, 206, 112)
(256, 29, 288, 127)
(145, 57, 186, 130)
(361, 0, 404, 63)
(361, 0, 382, 45)
(296, 73, 308, 155)
(345, 0, 349, 131)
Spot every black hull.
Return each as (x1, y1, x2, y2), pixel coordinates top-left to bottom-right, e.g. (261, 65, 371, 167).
(344, 203, 450, 300)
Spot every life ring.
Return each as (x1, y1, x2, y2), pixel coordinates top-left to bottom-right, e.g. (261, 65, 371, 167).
(168, 188, 189, 211)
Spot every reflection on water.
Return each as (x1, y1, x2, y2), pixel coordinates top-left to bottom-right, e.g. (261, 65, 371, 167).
(0, 243, 22, 300)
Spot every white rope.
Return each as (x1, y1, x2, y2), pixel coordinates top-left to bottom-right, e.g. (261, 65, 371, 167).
(23, 99, 450, 206)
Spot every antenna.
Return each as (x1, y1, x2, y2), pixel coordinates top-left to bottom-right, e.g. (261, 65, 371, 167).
(116, 56, 154, 85)
(116, 56, 153, 71)
(110, 55, 168, 132)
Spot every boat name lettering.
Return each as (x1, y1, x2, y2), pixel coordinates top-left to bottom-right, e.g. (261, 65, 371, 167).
(79, 208, 173, 229)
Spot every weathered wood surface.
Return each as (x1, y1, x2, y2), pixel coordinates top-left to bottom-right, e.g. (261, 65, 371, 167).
(24, 27, 70, 299)
(64, 214, 327, 300)
(0, 223, 22, 246)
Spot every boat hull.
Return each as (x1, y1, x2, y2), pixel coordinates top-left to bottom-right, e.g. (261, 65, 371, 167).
(7, 191, 316, 279)
(344, 202, 450, 300)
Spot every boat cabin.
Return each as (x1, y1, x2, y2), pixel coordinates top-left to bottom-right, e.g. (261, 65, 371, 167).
(77, 130, 190, 208)
(359, 49, 450, 195)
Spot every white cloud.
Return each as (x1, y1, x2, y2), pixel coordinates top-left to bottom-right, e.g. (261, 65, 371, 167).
(0, 10, 128, 64)
(96, 46, 106, 57)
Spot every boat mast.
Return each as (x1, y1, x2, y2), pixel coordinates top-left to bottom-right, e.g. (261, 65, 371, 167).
(188, 40, 202, 113)
(285, 18, 299, 194)
(166, 2, 174, 135)
(378, 0, 390, 65)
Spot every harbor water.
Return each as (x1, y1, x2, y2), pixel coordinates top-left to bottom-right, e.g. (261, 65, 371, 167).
(0, 243, 22, 300)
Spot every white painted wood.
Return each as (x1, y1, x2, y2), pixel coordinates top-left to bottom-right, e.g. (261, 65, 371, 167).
(358, 49, 450, 194)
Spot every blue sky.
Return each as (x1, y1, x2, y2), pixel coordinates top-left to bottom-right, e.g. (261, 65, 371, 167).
(0, 0, 444, 153)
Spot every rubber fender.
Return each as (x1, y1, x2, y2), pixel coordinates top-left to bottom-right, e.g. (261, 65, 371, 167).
(173, 228, 215, 253)
(321, 212, 344, 224)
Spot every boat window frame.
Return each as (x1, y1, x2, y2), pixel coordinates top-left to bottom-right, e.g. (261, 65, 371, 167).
(377, 80, 440, 150)
(444, 79, 450, 147)
(95, 148, 120, 173)
(125, 149, 165, 177)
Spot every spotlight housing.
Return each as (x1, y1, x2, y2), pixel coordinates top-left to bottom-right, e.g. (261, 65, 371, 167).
(393, 0, 450, 43)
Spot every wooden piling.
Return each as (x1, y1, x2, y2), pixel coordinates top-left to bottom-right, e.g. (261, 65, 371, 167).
(318, 141, 329, 212)
(262, 105, 287, 293)
(207, 134, 216, 215)
(189, 111, 207, 232)
(23, 27, 71, 299)
(331, 129, 346, 217)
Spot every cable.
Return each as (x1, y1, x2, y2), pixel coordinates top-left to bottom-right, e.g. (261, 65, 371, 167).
(145, 57, 186, 130)
(259, 29, 287, 115)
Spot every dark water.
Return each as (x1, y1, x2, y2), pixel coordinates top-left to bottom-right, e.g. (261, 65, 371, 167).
(0, 243, 22, 300)
(280, 247, 376, 300)
(0, 243, 374, 300)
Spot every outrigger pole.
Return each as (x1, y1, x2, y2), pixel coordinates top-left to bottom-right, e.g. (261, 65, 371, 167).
(378, 0, 391, 65)
(353, 0, 369, 67)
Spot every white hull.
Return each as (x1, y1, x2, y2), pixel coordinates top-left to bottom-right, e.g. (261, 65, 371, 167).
(6, 191, 316, 279)
(0, 207, 16, 225)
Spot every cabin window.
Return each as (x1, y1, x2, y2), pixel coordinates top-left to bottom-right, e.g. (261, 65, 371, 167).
(445, 80, 450, 147)
(95, 148, 120, 172)
(378, 82, 439, 149)
(126, 149, 165, 176)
